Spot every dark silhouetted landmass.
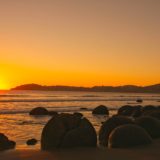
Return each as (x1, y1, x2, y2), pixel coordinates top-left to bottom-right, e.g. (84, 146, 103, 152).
(11, 83, 160, 93)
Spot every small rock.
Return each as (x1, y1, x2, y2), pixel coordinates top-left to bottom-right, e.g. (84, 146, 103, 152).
(26, 138, 38, 145)
(136, 99, 143, 103)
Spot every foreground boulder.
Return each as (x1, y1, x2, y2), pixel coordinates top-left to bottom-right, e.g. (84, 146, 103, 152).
(41, 113, 97, 150)
(108, 124, 152, 148)
(29, 107, 49, 115)
(26, 138, 38, 145)
(99, 116, 133, 146)
(135, 116, 160, 138)
(92, 105, 109, 115)
(0, 133, 16, 151)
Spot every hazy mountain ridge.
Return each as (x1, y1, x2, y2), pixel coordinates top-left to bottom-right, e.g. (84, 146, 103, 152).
(11, 83, 160, 93)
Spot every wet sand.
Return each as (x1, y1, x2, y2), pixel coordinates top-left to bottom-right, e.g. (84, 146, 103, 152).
(0, 139, 160, 160)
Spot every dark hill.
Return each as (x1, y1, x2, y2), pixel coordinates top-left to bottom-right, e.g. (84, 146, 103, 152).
(11, 83, 160, 93)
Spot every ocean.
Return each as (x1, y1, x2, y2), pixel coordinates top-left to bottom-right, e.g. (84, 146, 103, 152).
(0, 90, 160, 149)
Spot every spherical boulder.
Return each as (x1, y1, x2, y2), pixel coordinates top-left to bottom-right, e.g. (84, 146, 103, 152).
(26, 138, 38, 145)
(41, 113, 97, 150)
(29, 107, 49, 115)
(92, 105, 109, 115)
(80, 107, 88, 110)
(148, 110, 160, 120)
(48, 111, 58, 116)
(108, 124, 152, 148)
(135, 116, 160, 138)
(142, 105, 157, 114)
(131, 105, 142, 117)
(0, 133, 16, 151)
(142, 109, 160, 120)
(61, 118, 96, 147)
(117, 105, 133, 116)
(73, 112, 83, 118)
(99, 116, 133, 146)
(118, 105, 142, 117)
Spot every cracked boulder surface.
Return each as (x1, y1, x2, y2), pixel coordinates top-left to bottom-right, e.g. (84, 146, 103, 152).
(41, 113, 97, 150)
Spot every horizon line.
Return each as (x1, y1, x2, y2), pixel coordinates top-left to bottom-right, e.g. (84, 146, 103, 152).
(10, 82, 160, 88)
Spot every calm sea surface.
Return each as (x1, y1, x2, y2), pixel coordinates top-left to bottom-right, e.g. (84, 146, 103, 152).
(0, 90, 160, 149)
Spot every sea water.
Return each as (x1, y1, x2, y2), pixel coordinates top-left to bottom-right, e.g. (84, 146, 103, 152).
(0, 90, 159, 149)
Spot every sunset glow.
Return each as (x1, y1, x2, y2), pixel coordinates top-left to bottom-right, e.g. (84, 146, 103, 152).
(0, 78, 9, 90)
(0, 0, 160, 89)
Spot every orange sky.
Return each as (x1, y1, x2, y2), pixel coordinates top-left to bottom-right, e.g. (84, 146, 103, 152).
(0, 0, 160, 89)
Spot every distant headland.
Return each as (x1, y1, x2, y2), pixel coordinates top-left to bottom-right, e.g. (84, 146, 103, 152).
(11, 83, 160, 93)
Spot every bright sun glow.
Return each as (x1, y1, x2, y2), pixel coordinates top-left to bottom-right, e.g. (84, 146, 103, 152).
(0, 79, 9, 90)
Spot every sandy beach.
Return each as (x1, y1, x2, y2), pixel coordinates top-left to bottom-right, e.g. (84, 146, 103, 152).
(0, 139, 159, 160)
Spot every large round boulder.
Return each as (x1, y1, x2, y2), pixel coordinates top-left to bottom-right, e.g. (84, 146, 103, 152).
(108, 124, 152, 148)
(92, 105, 109, 115)
(99, 116, 133, 146)
(29, 107, 49, 115)
(0, 133, 16, 151)
(135, 116, 160, 138)
(41, 113, 97, 150)
(61, 118, 96, 147)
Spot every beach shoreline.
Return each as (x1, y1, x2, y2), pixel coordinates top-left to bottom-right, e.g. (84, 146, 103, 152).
(1, 139, 160, 160)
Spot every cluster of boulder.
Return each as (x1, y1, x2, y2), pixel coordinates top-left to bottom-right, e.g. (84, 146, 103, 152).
(99, 105, 160, 148)
(1, 104, 159, 151)
(40, 104, 160, 150)
(117, 105, 160, 119)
